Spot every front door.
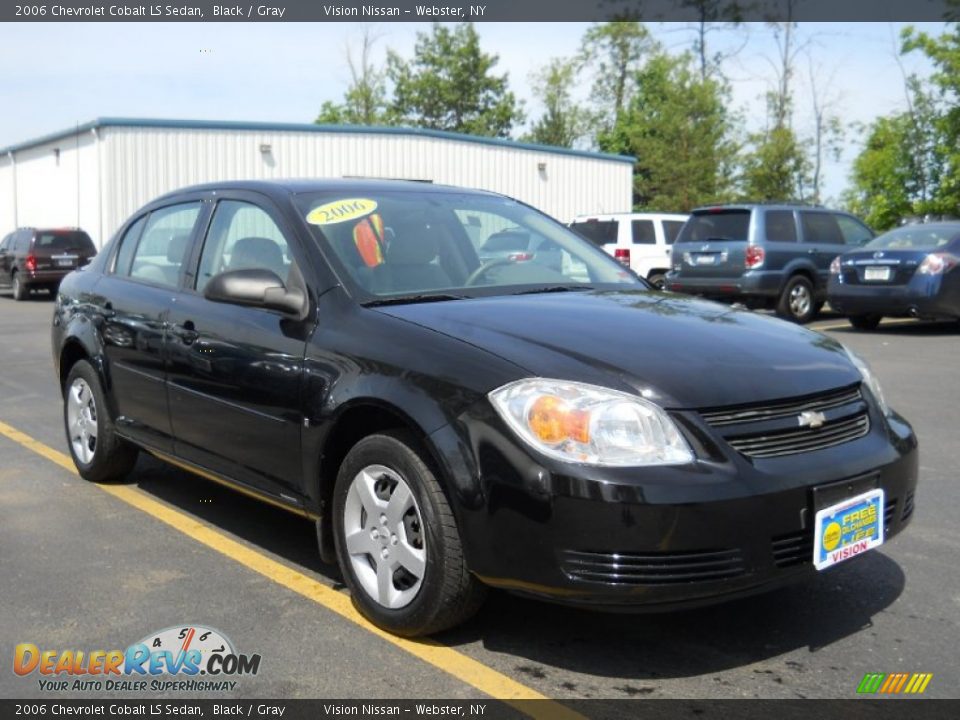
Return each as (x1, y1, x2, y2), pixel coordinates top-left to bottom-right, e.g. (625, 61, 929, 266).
(165, 196, 312, 499)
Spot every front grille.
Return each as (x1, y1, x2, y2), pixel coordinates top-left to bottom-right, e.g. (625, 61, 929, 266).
(700, 386, 862, 427)
(726, 414, 870, 459)
(700, 385, 869, 459)
(560, 548, 746, 586)
(901, 492, 915, 522)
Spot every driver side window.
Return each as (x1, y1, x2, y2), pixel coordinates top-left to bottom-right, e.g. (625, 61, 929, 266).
(197, 201, 297, 293)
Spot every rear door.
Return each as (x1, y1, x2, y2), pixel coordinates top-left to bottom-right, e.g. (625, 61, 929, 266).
(799, 211, 846, 288)
(165, 193, 312, 499)
(96, 200, 207, 452)
(673, 209, 751, 278)
(33, 230, 96, 273)
(629, 218, 659, 276)
(759, 209, 800, 273)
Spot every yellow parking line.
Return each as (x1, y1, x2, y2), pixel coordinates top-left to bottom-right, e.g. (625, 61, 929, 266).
(0, 419, 582, 720)
(811, 318, 920, 332)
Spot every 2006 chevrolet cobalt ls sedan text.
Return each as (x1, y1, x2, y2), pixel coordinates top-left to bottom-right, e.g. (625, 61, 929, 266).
(52, 180, 918, 636)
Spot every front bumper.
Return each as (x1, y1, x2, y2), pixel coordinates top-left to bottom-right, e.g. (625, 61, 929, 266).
(439, 401, 918, 609)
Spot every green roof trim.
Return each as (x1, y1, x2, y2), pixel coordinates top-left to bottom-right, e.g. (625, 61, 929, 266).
(0, 117, 635, 164)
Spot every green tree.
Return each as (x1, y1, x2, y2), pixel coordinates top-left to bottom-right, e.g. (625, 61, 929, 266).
(740, 123, 810, 201)
(315, 27, 390, 126)
(580, 21, 655, 133)
(385, 23, 523, 137)
(525, 57, 587, 148)
(604, 51, 738, 211)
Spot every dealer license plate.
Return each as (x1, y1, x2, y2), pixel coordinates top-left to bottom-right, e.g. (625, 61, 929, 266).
(864, 266, 891, 281)
(813, 488, 884, 570)
(695, 254, 717, 265)
(54, 255, 77, 268)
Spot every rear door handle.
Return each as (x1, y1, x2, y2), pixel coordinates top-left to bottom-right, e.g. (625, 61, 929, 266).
(173, 320, 199, 345)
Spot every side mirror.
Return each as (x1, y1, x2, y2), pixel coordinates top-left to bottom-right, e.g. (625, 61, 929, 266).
(859, 237, 873, 246)
(203, 268, 306, 318)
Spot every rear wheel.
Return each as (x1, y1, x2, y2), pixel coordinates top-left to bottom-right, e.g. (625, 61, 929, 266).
(11, 272, 26, 301)
(332, 431, 485, 636)
(849, 314, 882, 331)
(647, 272, 666, 290)
(776, 275, 816, 324)
(63, 360, 138, 482)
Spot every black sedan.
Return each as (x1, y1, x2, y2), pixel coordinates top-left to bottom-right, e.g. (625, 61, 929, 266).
(52, 180, 918, 636)
(828, 222, 960, 330)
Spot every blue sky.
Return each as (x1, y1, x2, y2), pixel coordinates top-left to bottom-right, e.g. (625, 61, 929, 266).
(0, 21, 946, 203)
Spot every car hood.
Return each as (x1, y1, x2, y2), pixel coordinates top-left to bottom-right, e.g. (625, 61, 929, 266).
(375, 290, 861, 410)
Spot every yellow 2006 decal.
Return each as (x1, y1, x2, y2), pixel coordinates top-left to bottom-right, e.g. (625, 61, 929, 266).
(306, 198, 378, 225)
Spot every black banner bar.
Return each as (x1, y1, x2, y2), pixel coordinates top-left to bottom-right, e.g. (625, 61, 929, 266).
(3, 0, 960, 23)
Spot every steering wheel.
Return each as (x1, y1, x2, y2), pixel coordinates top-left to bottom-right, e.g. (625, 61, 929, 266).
(464, 257, 519, 286)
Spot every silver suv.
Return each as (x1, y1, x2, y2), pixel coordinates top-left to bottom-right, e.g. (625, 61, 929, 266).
(665, 204, 874, 323)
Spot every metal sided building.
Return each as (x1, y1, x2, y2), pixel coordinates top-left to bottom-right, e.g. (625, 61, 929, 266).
(0, 118, 634, 248)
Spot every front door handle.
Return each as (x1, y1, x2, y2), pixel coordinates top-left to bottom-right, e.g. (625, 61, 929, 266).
(173, 320, 199, 345)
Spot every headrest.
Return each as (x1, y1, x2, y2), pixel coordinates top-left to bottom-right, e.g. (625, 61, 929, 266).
(386, 221, 441, 265)
(167, 233, 191, 264)
(229, 237, 285, 277)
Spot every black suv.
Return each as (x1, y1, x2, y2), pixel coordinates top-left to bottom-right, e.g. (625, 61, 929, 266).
(0, 227, 97, 300)
(666, 204, 874, 322)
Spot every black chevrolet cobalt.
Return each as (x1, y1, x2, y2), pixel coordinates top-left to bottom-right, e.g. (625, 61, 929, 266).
(52, 180, 918, 636)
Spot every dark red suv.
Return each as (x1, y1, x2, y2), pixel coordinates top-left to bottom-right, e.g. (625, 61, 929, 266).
(0, 228, 97, 300)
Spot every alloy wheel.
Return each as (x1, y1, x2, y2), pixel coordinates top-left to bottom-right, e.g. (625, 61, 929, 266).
(342, 464, 426, 609)
(66, 378, 98, 464)
(789, 283, 811, 318)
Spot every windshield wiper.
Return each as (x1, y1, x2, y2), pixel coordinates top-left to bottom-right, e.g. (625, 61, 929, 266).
(362, 293, 465, 307)
(510, 285, 594, 295)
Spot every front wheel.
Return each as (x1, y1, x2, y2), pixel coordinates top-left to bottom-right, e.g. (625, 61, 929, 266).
(332, 431, 485, 636)
(776, 275, 816, 323)
(63, 360, 138, 482)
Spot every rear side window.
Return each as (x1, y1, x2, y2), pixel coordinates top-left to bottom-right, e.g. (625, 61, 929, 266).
(763, 210, 797, 243)
(676, 210, 750, 243)
(15, 232, 30, 253)
(34, 231, 95, 254)
(631, 220, 656, 244)
(570, 220, 618, 245)
(800, 212, 844, 245)
(124, 203, 202, 287)
(113, 216, 147, 275)
(663, 220, 685, 245)
(836, 215, 873, 246)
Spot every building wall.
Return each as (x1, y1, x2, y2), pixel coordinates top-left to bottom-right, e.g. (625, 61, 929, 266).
(0, 131, 101, 244)
(101, 126, 631, 243)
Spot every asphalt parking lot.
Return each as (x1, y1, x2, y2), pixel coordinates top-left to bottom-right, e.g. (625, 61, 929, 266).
(1, 293, 958, 708)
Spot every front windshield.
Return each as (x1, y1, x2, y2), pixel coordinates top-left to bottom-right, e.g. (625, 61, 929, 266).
(867, 225, 959, 251)
(294, 190, 642, 300)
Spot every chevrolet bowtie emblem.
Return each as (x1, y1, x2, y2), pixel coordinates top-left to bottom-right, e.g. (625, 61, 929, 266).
(798, 410, 827, 429)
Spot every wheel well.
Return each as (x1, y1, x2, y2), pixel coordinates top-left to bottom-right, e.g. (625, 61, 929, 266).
(59, 341, 88, 392)
(646, 268, 669, 278)
(788, 268, 815, 288)
(317, 403, 433, 560)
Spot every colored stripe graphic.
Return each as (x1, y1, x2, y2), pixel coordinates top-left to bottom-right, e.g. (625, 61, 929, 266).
(858, 672, 932, 694)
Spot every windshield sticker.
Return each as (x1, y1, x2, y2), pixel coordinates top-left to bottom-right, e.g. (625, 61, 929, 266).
(307, 198, 378, 226)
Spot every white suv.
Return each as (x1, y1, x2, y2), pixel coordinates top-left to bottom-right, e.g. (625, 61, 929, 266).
(569, 212, 689, 288)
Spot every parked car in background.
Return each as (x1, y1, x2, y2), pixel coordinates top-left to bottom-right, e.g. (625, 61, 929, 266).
(569, 212, 688, 288)
(666, 204, 874, 323)
(828, 222, 960, 330)
(0, 227, 97, 300)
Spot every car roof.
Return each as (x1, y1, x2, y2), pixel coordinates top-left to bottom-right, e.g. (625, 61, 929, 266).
(884, 221, 960, 234)
(152, 178, 505, 204)
(690, 203, 835, 213)
(572, 212, 689, 220)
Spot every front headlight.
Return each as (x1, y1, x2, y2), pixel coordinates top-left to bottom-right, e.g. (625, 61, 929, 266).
(845, 347, 890, 416)
(488, 379, 694, 467)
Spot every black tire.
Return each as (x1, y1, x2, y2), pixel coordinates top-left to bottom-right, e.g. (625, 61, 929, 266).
(63, 359, 138, 482)
(332, 430, 485, 636)
(11, 272, 27, 301)
(647, 272, 666, 290)
(849, 314, 882, 331)
(776, 275, 816, 324)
